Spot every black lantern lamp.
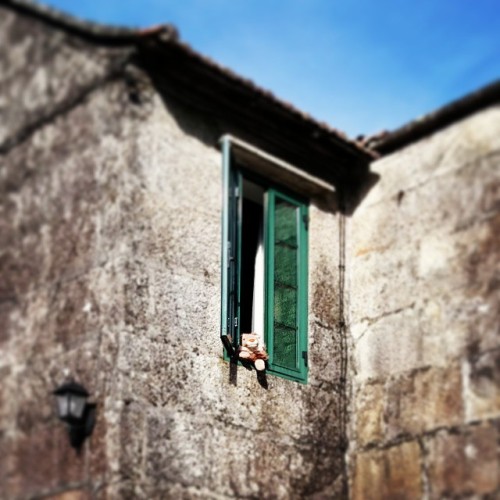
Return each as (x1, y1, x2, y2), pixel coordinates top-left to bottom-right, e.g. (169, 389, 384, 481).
(53, 381, 95, 450)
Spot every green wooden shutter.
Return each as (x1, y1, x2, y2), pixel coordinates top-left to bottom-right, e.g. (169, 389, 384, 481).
(266, 189, 308, 382)
(221, 139, 241, 357)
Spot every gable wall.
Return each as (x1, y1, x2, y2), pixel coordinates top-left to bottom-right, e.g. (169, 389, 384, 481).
(0, 8, 349, 499)
(347, 104, 500, 499)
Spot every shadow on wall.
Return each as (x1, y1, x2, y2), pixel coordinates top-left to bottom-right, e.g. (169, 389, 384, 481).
(130, 47, 379, 218)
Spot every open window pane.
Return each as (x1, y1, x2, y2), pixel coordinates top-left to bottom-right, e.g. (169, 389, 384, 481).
(221, 139, 242, 354)
(267, 190, 307, 381)
(273, 197, 299, 370)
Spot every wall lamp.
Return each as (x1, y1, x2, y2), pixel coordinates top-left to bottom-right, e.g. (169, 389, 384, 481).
(53, 381, 96, 450)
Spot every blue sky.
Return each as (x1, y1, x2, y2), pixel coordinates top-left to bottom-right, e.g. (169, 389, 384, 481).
(44, 0, 499, 138)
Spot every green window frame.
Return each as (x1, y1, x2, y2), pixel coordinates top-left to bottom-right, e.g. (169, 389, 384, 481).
(221, 139, 309, 383)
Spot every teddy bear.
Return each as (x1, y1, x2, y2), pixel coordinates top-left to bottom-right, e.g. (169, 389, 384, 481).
(238, 333, 269, 371)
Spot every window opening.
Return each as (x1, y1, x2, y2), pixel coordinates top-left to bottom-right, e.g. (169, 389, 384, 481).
(240, 179, 264, 335)
(221, 138, 309, 383)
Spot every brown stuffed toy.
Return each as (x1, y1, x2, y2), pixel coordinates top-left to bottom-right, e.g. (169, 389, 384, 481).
(238, 333, 269, 371)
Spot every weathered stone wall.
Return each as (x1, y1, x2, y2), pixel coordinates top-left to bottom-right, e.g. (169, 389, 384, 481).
(5, 6, 499, 500)
(0, 18, 148, 496)
(347, 105, 500, 499)
(1, 8, 348, 499)
(0, 7, 131, 153)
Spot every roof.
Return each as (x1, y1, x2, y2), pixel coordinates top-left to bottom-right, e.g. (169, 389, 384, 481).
(1, 0, 376, 189)
(364, 79, 500, 154)
(8, 1, 494, 171)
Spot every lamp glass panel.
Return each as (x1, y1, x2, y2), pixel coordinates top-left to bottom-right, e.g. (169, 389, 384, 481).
(69, 394, 87, 419)
(56, 394, 69, 419)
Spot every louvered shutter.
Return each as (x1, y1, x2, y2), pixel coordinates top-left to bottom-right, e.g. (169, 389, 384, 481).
(266, 189, 308, 381)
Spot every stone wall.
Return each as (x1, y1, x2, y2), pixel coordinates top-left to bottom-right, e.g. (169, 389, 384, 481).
(3, 5, 499, 500)
(347, 105, 500, 499)
(0, 8, 348, 499)
(0, 7, 131, 153)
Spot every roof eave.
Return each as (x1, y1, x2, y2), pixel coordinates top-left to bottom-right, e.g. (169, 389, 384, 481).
(1, 0, 374, 172)
(365, 79, 500, 155)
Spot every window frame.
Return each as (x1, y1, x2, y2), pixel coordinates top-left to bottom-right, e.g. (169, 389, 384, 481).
(221, 139, 309, 383)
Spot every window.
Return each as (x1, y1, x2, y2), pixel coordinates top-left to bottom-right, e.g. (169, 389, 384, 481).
(221, 137, 309, 383)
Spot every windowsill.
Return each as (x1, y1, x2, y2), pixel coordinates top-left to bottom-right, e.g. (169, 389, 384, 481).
(222, 351, 308, 384)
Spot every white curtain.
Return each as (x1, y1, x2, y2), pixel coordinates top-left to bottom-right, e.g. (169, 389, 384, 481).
(251, 224, 264, 336)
